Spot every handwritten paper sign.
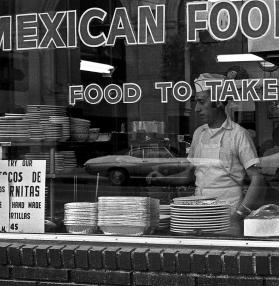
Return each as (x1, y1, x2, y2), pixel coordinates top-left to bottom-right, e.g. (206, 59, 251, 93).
(0, 160, 46, 233)
(0, 175, 9, 233)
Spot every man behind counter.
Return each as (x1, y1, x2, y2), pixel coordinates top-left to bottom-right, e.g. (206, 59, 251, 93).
(147, 73, 265, 234)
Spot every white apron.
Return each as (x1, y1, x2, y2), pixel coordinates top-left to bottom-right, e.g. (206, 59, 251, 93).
(194, 129, 243, 214)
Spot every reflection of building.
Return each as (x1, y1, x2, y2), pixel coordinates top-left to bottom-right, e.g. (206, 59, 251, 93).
(123, 0, 191, 143)
(3, 0, 279, 153)
(5, 0, 193, 152)
(77, 0, 193, 144)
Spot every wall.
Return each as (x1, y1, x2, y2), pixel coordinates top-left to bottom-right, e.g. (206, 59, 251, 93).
(0, 240, 279, 286)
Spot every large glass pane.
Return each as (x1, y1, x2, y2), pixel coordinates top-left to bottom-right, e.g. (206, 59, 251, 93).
(0, 0, 277, 239)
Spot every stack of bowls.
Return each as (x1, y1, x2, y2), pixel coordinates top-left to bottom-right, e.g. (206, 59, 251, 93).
(98, 197, 159, 236)
(64, 202, 98, 234)
(96, 133, 111, 142)
(70, 118, 91, 142)
(88, 128, 100, 142)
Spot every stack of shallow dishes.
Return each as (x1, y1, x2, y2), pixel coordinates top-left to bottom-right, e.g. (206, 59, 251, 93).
(159, 205, 170, 230)
(64, 202, 98, 234)
(0, 117, 29, 142)
(41, 122, 62, 141)
(49, 116, 70, 141)
(70, 118, 90, 142)
(26, 105, 66, 118)
(59, 151, 78, 171)
(24, 152, 64, 173)
(170, 196, 231, 235)
(26, 105, 66, 141)
(28, 122, 44, 141)
(98, 197, 159, 236)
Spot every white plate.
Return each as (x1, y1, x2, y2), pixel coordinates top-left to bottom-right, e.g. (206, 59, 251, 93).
(171, 222, 230, 228)
(171, 210, 230, 215)
(170, 228, 229, 233)
(173, 196, 217, 201)
(0, 135, 26, 137)
(170, 215, 230, 220)
(171, 204, 229, 209)
(160, 215, 170, 219)
(171, 209, 230, 215)
(171, 217, 230, 223)
(171, 225, 229, 229)
(27, 105, 65, 109)
(171, 208, 230, 213)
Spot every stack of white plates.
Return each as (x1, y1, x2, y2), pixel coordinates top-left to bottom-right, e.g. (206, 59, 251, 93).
(26, 105, 66, 141)
(98, 197, 159, 236)
(41, 122, 62, 141)
(59, 151, 78, 170)
(26, 105, 66, 118)
(159, 205, 170, 230)
(170, 196, 231, 235)
(0, 117, 29, 141)
(24, 152, 64, 173)
(28, 122, 44, 141)
(88, 128, 100, 142)
(49, 116, 70, 141)
(64, 202, 98, 234)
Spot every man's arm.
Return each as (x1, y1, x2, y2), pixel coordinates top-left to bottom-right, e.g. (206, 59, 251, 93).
(237, 166, 266, 213)
(147, 165, 195, 185)
(234, 128, 265, 214)
(147, 129, 198, 186)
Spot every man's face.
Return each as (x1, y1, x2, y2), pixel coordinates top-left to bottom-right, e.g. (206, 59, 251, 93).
(194, 90, 215, 124)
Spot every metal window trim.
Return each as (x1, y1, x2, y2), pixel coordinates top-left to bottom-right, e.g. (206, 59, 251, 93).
(0, 233, 278, 248)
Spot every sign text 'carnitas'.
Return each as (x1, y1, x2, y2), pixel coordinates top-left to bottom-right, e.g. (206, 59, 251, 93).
(0, 160, 46, 233)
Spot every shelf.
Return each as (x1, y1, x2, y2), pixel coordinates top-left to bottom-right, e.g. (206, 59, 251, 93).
(46, 168, 95, 180)
(1, 140, 112, 147)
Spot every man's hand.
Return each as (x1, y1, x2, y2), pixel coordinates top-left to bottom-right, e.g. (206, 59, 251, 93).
(230, 211, 244, 236)
(146, 170, 164, 185)
(231, 211, 244, 222)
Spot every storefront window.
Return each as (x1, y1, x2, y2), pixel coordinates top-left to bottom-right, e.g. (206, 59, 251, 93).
(0, 0, 278, 238)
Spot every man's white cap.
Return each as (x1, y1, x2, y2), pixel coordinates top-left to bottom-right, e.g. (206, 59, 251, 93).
(194, 73, 225, 93)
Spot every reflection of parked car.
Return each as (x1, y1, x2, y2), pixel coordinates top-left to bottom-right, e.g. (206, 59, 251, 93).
(84, 147, 190, 185)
